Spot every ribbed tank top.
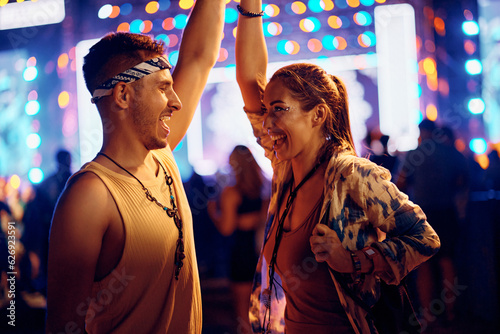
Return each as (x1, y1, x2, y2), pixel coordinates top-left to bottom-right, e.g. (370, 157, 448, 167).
(71, 148, 201, 334)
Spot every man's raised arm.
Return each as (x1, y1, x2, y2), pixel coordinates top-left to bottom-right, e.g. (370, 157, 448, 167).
(168, 0, 225, 149)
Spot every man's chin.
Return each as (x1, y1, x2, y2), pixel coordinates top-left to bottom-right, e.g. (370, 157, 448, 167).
(146, 140, 168, 151)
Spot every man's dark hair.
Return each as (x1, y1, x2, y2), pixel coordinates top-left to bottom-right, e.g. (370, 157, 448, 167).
(83, 32, 166, 94)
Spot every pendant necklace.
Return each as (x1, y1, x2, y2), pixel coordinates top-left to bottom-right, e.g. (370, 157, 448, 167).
(97, 152, 185, 280)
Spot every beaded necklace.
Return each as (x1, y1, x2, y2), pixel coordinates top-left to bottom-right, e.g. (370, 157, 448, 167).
(97, 152, 185, 280)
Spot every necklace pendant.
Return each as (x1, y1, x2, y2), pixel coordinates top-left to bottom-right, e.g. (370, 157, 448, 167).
(166, 208, 177, 217)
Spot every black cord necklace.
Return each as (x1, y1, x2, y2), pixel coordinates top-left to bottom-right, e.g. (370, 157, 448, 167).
(97, 152, 185, 280)
(262, 157, 326, 333)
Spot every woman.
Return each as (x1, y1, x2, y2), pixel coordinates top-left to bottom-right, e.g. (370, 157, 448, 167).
(208, 145, 269, 330)
(235, 0, 441, 333)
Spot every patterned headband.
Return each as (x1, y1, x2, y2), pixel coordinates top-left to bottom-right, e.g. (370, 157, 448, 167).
(91, 56, 172, 104)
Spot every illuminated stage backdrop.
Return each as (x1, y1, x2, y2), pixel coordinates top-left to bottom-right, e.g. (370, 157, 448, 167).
(75, 0, 436, 180)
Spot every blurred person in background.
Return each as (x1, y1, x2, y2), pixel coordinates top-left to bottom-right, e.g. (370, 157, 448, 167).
(397, 120, 468, 325)
(208, 145, 269, 331)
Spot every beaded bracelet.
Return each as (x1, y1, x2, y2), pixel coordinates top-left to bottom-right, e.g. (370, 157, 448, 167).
(237, 4, 264, 17)
(350, 252, 362, 284)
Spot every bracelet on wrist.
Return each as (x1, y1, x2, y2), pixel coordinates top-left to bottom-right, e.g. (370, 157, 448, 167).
(350, 252, 362, 284)
(237, 4, 264, 17)
(362, 246, 378, 274)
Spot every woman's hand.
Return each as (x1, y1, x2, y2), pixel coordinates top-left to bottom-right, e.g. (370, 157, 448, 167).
(310, 224, 353, 273)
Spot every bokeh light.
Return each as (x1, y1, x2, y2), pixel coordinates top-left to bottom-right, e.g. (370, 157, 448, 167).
(9, 175, 21, 190)
(58, 91, 70, 108)
(28, 90, 38, 101)
(98, 4, 113, 19)
(167, 34, 179, 47)
(347, 0, 360, 7)
(58, 53, 69, 68)
(470, 138, 487, 154)
(322, 35, 335, 50)
(300, 17, 321, 32)
(462, 21, 479, 35)
(328, 16, 342, 29)
(109, 6, 120, 18)
(465, 59, 482, 75)
(117, 22, 130, 32)
(464, 40, 476, 55)
(426, 104, 438, 121)
(357, 31, 375, 47)
(423, 57, 436, 75)
(25, 100, 40, 116)
(130, 19, 144, 33)
(218, 48, 229, 62)
(145, 1, 159, 14)
(333, 36, 347, 50)
(265, 4, 280, 17)
(307, 38, 323, 52)
(141, 20, 153, 33)
(27, 57, 36, 67)
(308, 0, 324, 13)
(179, 0, 194, 10)
(291, 1, 307, 14)
(169, 50, 179, 66)
(26, 133, 42, 149)
(264, 22, 283, 37)
(120, 3, 133, 15)
(163, 17, 175, 30)
(323, 0, 334, 11)
(158, 0, 171, 11)
(468, 97, 485, 114)
(28, 168, 44, 184)
(434, 17, 445, 36)
(174, 14, 188, 29)
(156, 34, 170, 45)
(225, 8, 238, 23)
(23, 66, 38, 81)
(353, 11, 372, 26)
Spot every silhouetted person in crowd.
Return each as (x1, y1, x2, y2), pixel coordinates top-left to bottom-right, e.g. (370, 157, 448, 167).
(22, 149, 72, 295)
(369, 134, 398, 179)
(397, 120, 468, 325)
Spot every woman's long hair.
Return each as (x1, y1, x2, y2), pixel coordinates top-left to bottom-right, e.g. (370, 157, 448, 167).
(269, 63, 356, 160)
(229, 145, 265, 199)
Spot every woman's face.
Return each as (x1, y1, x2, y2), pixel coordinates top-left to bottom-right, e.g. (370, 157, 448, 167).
(262, 79, 321, 162)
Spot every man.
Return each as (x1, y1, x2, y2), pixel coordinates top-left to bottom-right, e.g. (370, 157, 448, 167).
(46, 0, 224, 332)
(397, 119, 468, 325)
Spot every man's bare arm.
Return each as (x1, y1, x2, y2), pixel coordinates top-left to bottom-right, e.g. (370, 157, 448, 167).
(46, 173, 112, 333)
(167, 0, 226, 149)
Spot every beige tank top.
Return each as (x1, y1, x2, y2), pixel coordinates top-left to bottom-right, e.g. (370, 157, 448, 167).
(72, 148, 201, 333)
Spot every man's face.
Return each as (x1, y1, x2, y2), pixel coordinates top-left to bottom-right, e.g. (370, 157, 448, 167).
(129, 69, 182, 150)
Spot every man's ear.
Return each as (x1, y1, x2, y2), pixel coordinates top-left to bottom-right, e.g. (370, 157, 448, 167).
(312, 104, 327, 127)
(112, 82, 130, 109)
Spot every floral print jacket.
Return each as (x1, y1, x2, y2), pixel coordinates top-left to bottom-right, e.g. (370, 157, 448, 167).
(245, 111, 441, 334)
